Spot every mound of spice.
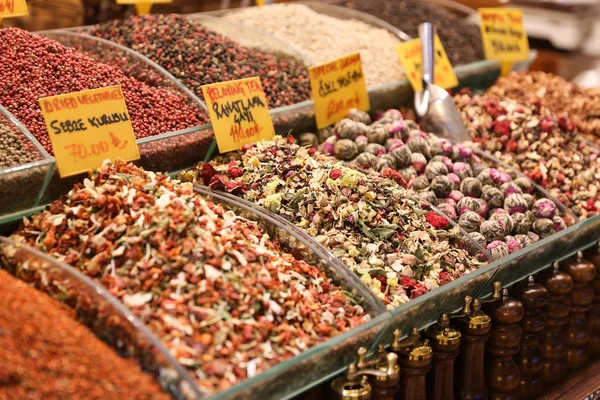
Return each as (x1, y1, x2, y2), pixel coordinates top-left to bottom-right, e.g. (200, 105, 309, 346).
(307, 109, 568, 256)
(0, 118, 42, 169)
(181, 137, 483, 307)
(10, 160, 368, 393)
(334, 0, 484, 66)
(0, 27, 205, 155)
(224, 4, 405, 86)
(86, 14, 311, 108)
(455, 91, 600, 219)
(0, 269, 169, 400)
(488, 71, 600, 140)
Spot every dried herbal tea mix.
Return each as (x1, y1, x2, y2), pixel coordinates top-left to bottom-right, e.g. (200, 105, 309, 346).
(306, 109, 568, 259)
(0, 28, 205, 154)
(10, 160, 368, 393)
(87, 14, 311, 108)
(182, 137, 483, 307)
(455, 91, 600, 219)
(0, 269, 169, 400)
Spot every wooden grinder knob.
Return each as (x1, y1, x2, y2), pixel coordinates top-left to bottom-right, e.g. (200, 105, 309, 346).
(425, 313, 461, 400)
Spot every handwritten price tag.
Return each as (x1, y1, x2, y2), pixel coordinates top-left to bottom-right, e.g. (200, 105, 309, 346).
(479, 8, 529, 62)
(396, 35, 458, 92)
(116, 0, 171, 15)
(309, 53, 370, 129)
(0, 0, 28, 19)
(202, 77, 275, 153)
(39, 86, 140, 178)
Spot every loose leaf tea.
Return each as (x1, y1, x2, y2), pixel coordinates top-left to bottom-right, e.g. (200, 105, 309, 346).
(10, 160, 368, 393)
(182, 137, 484, 307)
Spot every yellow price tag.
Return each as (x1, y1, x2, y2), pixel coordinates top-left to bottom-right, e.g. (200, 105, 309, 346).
(396, 35, 458, 92)
(308, 53, 370, 129)
(202, 77, 275, 154)
(39, 86, 140, 178)
(0, 0, 29, 20)
(478, 8, 529, 62)
(116, 0, 171, 15)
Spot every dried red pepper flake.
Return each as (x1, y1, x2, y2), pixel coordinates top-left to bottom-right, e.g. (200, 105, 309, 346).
(426, 211, 450, 230)
(10, 160, 368, 394)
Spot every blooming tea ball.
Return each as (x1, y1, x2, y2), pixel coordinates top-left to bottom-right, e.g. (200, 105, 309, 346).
(452, 162, 473, 180)
(461, 231, 486, 256)
(437, 202, 457, 220)
(480, 219, 506, 242)
(458, 196, 482, 216)
(382, 109, 403, 121)
(431, 175, 453, 198)
(297, 132, 319, 148)
(335, 139, 358, 161)
(477, 168, 494, 186)
(385, 138, 404, 152)
(355, 152, 377, 169)
(388, 120, 406, 137)
(515, 234, 534, 248)
(449, 190, 464, 203)
(490, 212, 514, 236)
(411, 175, 430, 191)
(532, 218, 556, 238)
(411, 153, 427, 174)
(431, 155, 453, 171)
(460, 177, 482, 198)
(504, 193, 529, 214)
(356, 135, 369, 153)
(453, 144, 473, 160)
(425, 161, 448, 180)
(367, 124, 389, 144)
(430, 138, 453, 156)
(438, 197, 457, 208)
(532, 198, 557, 219)
(320, 136, 336, 156)
(513, 177, 533, 194)
(553, 215, 567, 231)
(317, 126, 335, 143)
(511, 212, 532, 234)
(335, 119, 369, 140)
(407, 136, 431, 158)
(399, 166, 417, 181)
(346, 109, 371, 125)
(458, 211, 483, 232)
(417, 190, 437, 204)
(487, 240, 509, 260)
(522, 193, 535, 208)
(471, 162, 487, 178)
(527, 231, 540, 242)
(482, 185, 504, 209)
(374, 155, 397, 172)
(504, 236, 523, 253)
(390, 146, 412, 168)
(365, 143, 386, 156)
(447, 173, 461, 190)
(500, 182, 523, 196)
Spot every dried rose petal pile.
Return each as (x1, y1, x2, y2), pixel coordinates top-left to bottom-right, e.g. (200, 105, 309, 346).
(10, 160, 368, 393)
(182, 137, 483, 308)
(455, 92, 600, 219)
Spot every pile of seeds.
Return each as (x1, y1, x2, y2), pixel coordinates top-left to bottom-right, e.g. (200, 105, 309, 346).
(224, 4, 405, 86)
(10, 160, 368, 393)
(455, 91, 600, 219)
(0, 118, 42, 169)
(87, 14, 311, 108)
(335, 0, 484, 66)
(305, 109, 568, 258)
(0, 28, 206, 155)
(181, 137, 483, 307)
(0, 269, 169, 400)
(488, 71, 600, 140)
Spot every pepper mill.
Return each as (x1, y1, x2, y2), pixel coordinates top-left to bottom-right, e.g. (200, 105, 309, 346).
(483, 287, 525, 400)
(584, 243, 600, 355)
(424, 313, 461, 400)
(536, 262, 573, 383)
(331, 348, 400, 400)
(391, 328, 432, 400)
(453, 293, 493, 400)
(512, 276, 549, 399)
(561, 252, 596, 369)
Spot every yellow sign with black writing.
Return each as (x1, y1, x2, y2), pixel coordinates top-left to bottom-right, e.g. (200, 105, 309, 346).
(308, 52, 370, 129)
(116, 0, 171, 15)
(478, 8, 529, 62)
(396, 35, 458, 92)
(0, 0, 28, 19)
(39, 86, 140, 178)
(202, 77, 275, 153)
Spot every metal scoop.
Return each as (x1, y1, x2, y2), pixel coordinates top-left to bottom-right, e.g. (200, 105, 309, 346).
(414, 22, 470, 142)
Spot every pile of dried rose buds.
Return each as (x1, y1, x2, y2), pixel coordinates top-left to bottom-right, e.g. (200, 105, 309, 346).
(455, 92, 600, 219)
(9, 160, 369, 393)
(182, 137, 484, 307)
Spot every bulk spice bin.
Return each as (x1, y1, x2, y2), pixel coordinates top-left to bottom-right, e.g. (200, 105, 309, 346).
(0, 105, 54, 217)
(1, 161, 390, 400)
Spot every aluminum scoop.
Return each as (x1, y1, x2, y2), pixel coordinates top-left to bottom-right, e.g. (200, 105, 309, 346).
(414, 22, 470, 142)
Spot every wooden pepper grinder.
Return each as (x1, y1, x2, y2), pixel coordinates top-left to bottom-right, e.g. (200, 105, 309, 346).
(391, 328, 432, 400)
(561, 252, 596, 369)
(536, 262, 573, 383)
(369, 345, 401, 400)
(512, 276, 549, 399)
(424, 313, 461, 400)
(331, 347, 400, 400)
(483, 287, 525, 400)
(584, 243, 600, 355)
(453, 291, 494, 400)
